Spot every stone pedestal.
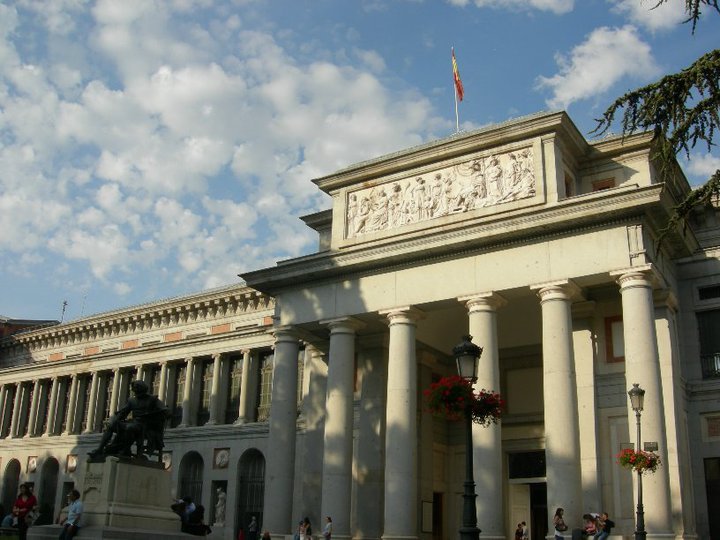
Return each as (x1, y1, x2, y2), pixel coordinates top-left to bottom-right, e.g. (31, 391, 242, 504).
(29, 457, 185, 540)
(83, 457, 181, 531)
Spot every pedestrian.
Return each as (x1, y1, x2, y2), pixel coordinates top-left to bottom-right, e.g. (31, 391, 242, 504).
(303, 517, 312, 539)
(553, 508, 567, 539)
(521, 520, 528, 539)
(515, 522, 524, 540)
(294, 519, 305, 540)
(595, 512, 614, 540)
(58, 490, 82, 540)
(323, 516, 332, 539)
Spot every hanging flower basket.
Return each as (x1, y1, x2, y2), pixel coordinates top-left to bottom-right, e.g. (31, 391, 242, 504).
(423, 375, 504, 426)
(616, 448, 661, 474)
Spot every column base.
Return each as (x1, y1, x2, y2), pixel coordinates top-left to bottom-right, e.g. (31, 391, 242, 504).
(381, 535, 418, 540)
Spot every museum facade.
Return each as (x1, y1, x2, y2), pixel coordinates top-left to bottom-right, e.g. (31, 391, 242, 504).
(1, 111, 719, 540)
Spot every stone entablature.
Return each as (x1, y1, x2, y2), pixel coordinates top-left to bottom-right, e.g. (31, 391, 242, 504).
(0, 285, 275, 367)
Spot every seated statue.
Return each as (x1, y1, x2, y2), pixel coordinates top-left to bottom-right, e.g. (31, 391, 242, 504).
(89, 380, 168, 461)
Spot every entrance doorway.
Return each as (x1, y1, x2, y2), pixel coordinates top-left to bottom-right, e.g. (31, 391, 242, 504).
(508, 450, 547, 539)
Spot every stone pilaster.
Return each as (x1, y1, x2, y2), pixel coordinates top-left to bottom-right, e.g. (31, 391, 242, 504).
(26, 379, 41, 437)
(84, 371, 101, 433)
(45, 377, 60, 436)
(179, 357, 195, 428)
(237, 349, 253, 424)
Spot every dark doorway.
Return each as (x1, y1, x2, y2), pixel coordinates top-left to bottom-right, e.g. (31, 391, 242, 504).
(432, 492, 443, 540)
(705, 457, 720, 539)
(530, 482, 548, 540)
(1, 459, 20, 511)
(39, 458, 59, 523)
(237, 449, 265, 536)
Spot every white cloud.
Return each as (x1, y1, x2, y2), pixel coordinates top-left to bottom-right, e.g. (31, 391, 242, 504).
(536, 25, 660, 109)
(447, 0, 574, 14)
(609, 0, 685, 32)
(687, 152, 720, 180)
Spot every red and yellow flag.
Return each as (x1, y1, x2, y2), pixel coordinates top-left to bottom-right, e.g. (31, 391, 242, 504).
(452, 47, 464, 102)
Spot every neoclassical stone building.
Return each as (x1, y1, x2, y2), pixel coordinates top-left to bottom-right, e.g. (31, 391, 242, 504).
(2, 111, 720, 540)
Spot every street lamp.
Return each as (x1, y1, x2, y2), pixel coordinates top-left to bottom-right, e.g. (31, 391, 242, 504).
(453, 335, 483, 540)
(628, 383, 646, 540)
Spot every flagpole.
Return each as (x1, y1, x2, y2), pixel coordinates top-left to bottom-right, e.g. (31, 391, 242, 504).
(452, 46, 460, 133)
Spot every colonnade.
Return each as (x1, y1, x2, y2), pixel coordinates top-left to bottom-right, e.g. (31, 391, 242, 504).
(263, 266, 675, 539)
(0, 348, 271, 441)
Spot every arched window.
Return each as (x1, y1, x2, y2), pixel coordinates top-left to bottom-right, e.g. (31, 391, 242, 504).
(236, 449, 265, 534)
(1, 459, 21, 511)
(178, 452, 204, 507)
(38, 457, 59, 523)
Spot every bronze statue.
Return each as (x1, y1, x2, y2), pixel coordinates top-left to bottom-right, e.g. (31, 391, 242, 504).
(89, 380, 168, 461)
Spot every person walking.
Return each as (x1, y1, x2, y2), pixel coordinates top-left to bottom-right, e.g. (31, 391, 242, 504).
(322, 516, 332, 540)
(58, 490, 82, 540)
(553, 508, 567, 539)
(247, 516, 258, 540)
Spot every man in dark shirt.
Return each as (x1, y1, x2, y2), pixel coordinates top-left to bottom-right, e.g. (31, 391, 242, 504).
(596, 512, 615, 540)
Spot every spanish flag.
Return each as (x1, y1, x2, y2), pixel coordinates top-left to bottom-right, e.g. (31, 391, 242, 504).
(452, 47, 464, 102)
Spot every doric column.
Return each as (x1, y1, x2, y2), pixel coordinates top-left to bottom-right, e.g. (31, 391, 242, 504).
(108, 369, 121, 417)
(321, 318, 363, 539)
(83, 371, 100, 433)
(262, 327, 300, 537)
(460, 292, 506, 539)
(0, 385, 8, 436)
(532, 281, 583, 534)
(237, 349, 253, 424)
(380, 307, 423, 540)
(26, 379, 41, 437)
(45, 377, 60, 436)
(614, 267, 673, 534)
(64, 376, 79, 434)
(179, 357, 195, 428)
(158, 362, 169, 402)
(208, 353, 223, 425)
(136, 364, 146, 384)
(9, 383, 23, 438)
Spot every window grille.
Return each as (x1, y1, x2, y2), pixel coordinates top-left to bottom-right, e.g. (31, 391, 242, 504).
(171, 364, 186, 428)
(698, 309, 720, 379)
(225, 357, 242, 424)
(257, 352, 274, 422)
(197, 359, 213, 426)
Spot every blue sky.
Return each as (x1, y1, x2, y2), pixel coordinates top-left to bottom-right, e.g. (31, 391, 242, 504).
(1, 0, 718, 322)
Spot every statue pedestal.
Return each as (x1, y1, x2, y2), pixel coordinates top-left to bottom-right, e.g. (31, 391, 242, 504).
(29, 457, 185, 540)
(82, 457, 180, 531)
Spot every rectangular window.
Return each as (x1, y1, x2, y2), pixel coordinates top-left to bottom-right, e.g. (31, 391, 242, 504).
(171, 364, 186, 428)
(1, 385, 16, 438)
(58, 377, 71, 434)
(225, 356, 242, 424)
(79, 377, 91, 432)
(698, 309, 720, 379)
(197, 359, 213, 425)
(149, 365, 161, 397)
(100, 372, 114, 426)
(257, 351, 274, 422)
(592, 177, 615, 191)
(605, 316, 625, 363)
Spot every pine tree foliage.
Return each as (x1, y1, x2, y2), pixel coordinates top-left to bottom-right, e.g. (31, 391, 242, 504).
(593, 0, 720, 241)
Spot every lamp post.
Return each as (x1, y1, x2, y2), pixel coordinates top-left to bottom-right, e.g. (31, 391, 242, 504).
(628, 383, 647, 540)
(453, 335, 483, 540)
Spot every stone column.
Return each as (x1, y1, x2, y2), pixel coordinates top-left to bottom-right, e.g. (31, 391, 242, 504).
(321, 318, 363, 539)
(208, 353, 223, 425)
(460, 292, 506, 540)
(0, 384, 8, 436)
(84, 371, 100, 433)
(64, 376, 79, 434)
(26, 379, 41, 437)
(263, 327, 300, 537)
(380, 307, 422, 540)
(109, 369, 121, 417)
(237, 349, 253, 424)
(179, 357, 195, 428)
(158, 362, 169, 403)
(45, 377, 60, 436)
(532, 281, 583, 534)
(9, 383, 23, 438)
(614, 267, 673, 534)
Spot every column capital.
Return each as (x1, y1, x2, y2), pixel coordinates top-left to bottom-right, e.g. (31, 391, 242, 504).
(320, 316, 365, 334)
(271, 325, 301, 342)
(531, 279, 582, 303)
(459, 291, 507, 312)
(379, 306, 425, 325)
(611, 264, 664, 290)
(212, 352, 224, 361)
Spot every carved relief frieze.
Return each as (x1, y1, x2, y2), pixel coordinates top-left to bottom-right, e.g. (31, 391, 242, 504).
(346, 146, 537, 238)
